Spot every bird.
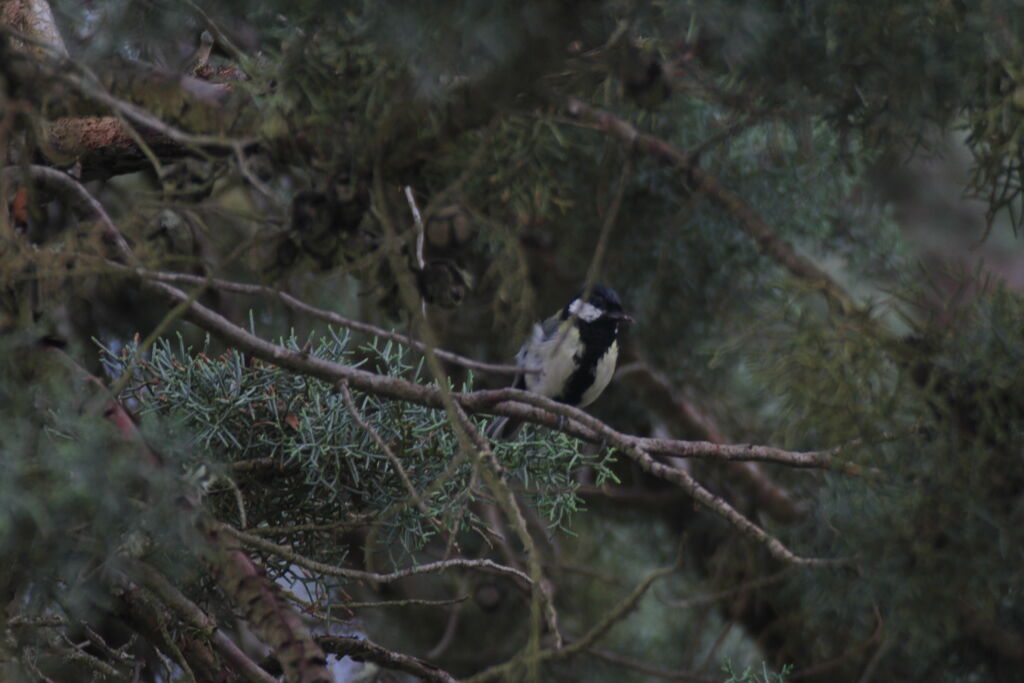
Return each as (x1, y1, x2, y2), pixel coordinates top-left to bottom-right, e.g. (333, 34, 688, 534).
(487, 284, 633, 440)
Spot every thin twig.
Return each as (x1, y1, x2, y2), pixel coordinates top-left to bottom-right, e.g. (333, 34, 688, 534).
(404, 185, 427, 316)
(582, 151, 632, 294)
(662, 570, 791, 610)
(464, 556, 680, 682)
(1, 165, 136, 264)
(58, 633, 131, 680)
(130, 267, 525, 375)
(581, 646, 716, 682)
(427, 602, 463, 659)
(182, 0, 246, 61)
(333, 595, 468, 610)
(242, 517, 373, 535)
(856, 637, 894, 683)
(338, 380, 443, 533)
(318, 635, 456, 683)
(404, 185, 426, 271)
(221, 476, 248, 529)
(789, 606, 884, 679)
(223, 524, 532, 585)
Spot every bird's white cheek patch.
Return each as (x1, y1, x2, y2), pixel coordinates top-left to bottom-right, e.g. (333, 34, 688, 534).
(569, 298, 602, 322)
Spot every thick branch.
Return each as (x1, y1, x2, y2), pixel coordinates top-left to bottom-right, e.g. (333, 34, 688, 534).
(128, 562, 278, 683)
(1, 0, 67, 58)
(198, 520, 332, 683)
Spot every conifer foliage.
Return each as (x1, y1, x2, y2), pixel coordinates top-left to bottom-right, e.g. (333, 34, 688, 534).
(2, 1, 1024, 681)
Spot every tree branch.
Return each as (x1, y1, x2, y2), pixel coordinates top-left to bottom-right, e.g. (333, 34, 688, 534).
(124, 267, 858, 471)
(134, 268, 525, 375)
(130, 274, 838, 565)
(317, 635, 456, 683)
(126, 562, 279, 683)
(565, 98, 861, 317)
(223, 524, 533, 585)
(1, 0, 68, 58)
(464, 557, 680, 682)
(26, 162, 839, 567)
(32, 343, 334, 683)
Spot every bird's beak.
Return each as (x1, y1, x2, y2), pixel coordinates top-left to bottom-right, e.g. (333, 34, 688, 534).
(608, 312, 635, 325)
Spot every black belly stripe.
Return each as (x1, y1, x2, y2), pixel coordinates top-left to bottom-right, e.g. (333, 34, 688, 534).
(555, 319, 617, 406)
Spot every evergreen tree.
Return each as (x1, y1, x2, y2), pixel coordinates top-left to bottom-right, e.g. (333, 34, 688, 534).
(2, 1, 1023, 680)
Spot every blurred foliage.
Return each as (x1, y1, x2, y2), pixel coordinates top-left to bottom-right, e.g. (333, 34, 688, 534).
(0, 339, 202, 666)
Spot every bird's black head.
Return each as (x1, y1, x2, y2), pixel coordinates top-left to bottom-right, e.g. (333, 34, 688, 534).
(563, 284, 633, 326)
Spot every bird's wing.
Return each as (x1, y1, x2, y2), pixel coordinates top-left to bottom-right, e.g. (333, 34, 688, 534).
(536, 313, 563, 341)
(492, 313, 568, 439)
(511, 317, 555, 390)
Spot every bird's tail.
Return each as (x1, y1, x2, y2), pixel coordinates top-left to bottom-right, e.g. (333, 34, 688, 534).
(485, 416, 522, 441)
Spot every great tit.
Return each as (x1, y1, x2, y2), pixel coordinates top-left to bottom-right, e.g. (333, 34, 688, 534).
(487, 284, 633, 439)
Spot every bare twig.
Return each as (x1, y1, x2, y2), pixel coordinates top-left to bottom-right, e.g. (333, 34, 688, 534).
(318, 635, 456, 683)
(553, 559, 678, 660)
(788, 606, 884, 679)
(856, 637, 894, 683)
(583, 152, 632, 293)
(464, 557, 680, 682)
(404, 185, 426, 271)
(403, 185, 428, 316)
(242, 517, 373, 535)
(338, 379, 445, 535)
(334, 595, 468, 610)
(663, 570, 791, 610)
(581, 646, 716, 682)
(182, 0, 245, 61)
(618, 358, 804, 521)
(223, 524, 532, 585)
(426, 603, 463, 660)
(57, 633, 132, 680)
(131, 268, 525, 375)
